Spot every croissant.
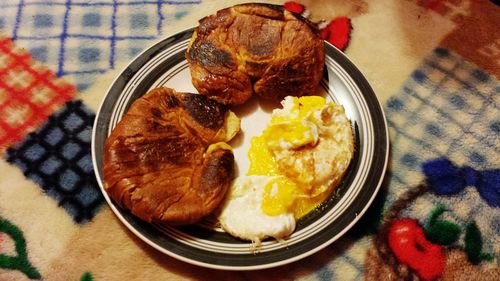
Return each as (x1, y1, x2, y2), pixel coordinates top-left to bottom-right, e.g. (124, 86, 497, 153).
(103, 87, 240, 225)
(186, 3, 325, 105)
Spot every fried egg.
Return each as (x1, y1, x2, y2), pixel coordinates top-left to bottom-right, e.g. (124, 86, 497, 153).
(219, 95, 354, 243)
(218, 175, 296, 246)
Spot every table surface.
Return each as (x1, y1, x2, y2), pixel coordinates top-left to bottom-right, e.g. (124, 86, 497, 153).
(0, 0, 498, 280)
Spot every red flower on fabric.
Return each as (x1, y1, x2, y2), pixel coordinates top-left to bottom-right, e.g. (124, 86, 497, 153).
(284, 1, 304, 14)
(388, 219, 446, 281)
(320, 17, 352, 51)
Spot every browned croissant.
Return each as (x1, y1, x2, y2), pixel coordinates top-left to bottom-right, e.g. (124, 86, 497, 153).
(186, 3, 325, 105)
(103, 87, 240, 225)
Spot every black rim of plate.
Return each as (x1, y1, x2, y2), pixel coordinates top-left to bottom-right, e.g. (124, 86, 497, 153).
(91, 27, 389, 270)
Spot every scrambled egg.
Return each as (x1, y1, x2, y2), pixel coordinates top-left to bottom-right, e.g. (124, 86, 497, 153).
(218, 95, 354, 244)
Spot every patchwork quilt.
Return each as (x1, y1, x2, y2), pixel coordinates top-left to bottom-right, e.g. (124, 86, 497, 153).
(0, 0, 498, 280)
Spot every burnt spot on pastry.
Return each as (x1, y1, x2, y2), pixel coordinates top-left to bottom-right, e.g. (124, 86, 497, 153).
(150, 107, 163, 118)
(188, 41, 235, 69)
(163, 94, 180, 108)
(200, 148, 234, 193)
(148, 121, 179, 133)
(245, 29, 280, 57)
(116, 135, 201, 168)
(138, 136, 201, 166)
(181, 93, 228, 130)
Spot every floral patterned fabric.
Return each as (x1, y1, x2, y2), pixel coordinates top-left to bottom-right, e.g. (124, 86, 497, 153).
(0, 0, 498, 280)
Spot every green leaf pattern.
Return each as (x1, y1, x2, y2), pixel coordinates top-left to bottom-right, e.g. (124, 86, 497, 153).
(423, 206, 495, 265)
(80, 271, 94, 281)
(424, 204, 461, 245)
(0, 216, 41, 279)
(464, 222, 494, 265)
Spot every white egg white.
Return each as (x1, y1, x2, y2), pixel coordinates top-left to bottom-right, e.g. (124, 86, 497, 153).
(218, 175, 296, 246)
(272, 97, 354, 190)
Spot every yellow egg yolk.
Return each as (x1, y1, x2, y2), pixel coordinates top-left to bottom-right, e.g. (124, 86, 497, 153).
(261, 176, 298, 216)
(264, 96, 326, 149)
(247, 96, 332, 219)
(263, 122, 315, 149)
(247, 136, 280, 176)
(271, 95, 326, 123)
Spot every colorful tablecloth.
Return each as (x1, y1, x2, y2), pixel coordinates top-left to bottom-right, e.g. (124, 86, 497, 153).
(0, 0, 498, 280)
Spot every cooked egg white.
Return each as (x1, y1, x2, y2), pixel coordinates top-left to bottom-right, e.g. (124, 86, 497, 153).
(263, 95, 324, 150)
(218, 175, 296, 246)
(219, 95, 354, 243)
(270, 96, 354, 192)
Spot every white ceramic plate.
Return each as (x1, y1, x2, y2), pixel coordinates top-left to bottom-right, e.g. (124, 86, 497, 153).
(91, 28, 389, 270)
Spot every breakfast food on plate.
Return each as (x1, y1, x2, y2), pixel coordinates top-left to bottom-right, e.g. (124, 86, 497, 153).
(102, 3, 349, 246)
(103, 87, 240, 225)
(186, 3, 325, 105)
(218, 95, 354, 244)
(218, 176, 296, 244)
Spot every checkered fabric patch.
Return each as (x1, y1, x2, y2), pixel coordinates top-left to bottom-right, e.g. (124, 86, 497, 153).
(0, 36, 76, 154)
(383, 47, 499, 254)
(386, 48, 499, 190)
(307, 48, 499, 281)
(319, 238, 366, 281)
(0, 0, 201, 92)
(4, 100, 103, 223)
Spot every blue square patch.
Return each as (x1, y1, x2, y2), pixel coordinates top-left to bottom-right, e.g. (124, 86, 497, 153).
(82, 13, 102, 27)
(16, 3, 66, 37)
(63, 37, 111, 72)
(114, 4, 157, 37)
(66, 3, 113, 37)
(5, 100, 103, 223)
(33, 14, 54, 28)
